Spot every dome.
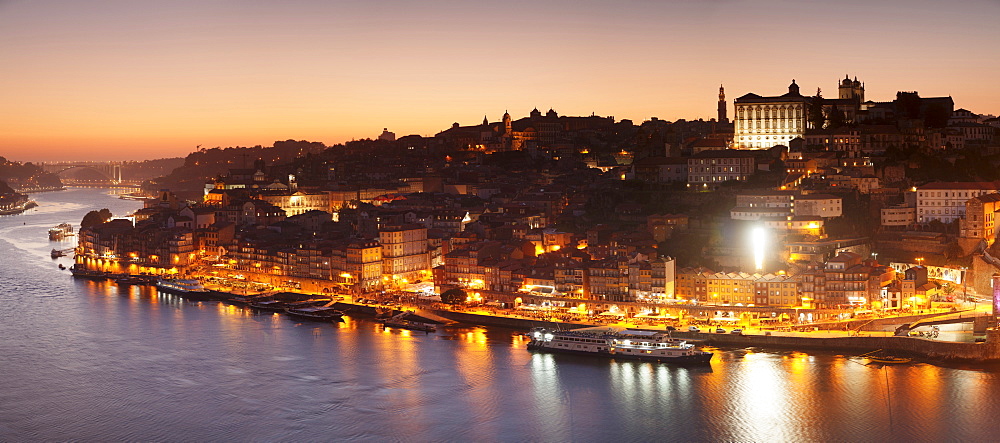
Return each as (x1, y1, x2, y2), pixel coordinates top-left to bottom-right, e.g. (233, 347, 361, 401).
(787, 79, 800, 95)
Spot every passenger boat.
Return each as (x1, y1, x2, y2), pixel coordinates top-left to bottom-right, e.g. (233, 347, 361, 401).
(50, 248, 66, 258)
(284, 306, 345, 322)
(380, 313, 436, 332)
(527, 327, 713, 364)
(48, 223, 74, 241)
(118, 193, 151, 201)
(156, 278, 216, 300)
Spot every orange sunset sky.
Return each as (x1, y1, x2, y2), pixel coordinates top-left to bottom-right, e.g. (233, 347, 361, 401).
(2, 0, 998, 162)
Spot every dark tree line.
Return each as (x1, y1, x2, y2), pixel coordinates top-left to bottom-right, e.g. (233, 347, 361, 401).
(81, 209, 113, 228)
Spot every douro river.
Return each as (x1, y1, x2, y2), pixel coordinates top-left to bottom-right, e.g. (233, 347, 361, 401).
(1, 188, 999, 441)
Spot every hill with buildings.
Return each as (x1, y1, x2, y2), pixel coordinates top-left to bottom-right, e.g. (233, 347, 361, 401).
(0, 156, 62, 191)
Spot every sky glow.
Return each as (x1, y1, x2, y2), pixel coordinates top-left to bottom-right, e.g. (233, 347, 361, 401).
(2, 0, 998, 161)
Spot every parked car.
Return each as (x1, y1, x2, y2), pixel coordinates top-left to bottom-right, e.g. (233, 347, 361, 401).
(730, 329, 743, 335)
(715, 327, 726, 333)
(688, 326, 701, 333)
(665, 325, 677, 331)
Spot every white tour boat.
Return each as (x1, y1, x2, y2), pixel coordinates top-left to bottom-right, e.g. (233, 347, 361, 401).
(527, 327, 713, 364)
(156, 278, 216, 300)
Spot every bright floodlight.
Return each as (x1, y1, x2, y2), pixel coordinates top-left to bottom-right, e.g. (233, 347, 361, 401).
(752, 227, 766, 270)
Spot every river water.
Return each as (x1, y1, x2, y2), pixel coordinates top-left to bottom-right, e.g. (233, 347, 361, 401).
(1, 188, 1000, 442)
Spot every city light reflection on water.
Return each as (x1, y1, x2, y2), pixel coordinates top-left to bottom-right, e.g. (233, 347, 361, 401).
(4, 189, 1000, 441)
(528, 353, 571, 442)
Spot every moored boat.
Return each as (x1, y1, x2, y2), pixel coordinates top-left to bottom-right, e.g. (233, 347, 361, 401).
(70, 266, 110, 280)
(867, 356, 911, 364)
(527, 327, 713, 364)
(115, 275, 148, 286)
(250, 298, 327, 312)
(249, 299, 289, 311)
(380, 313, 436, 332)
(858, 349, 913, 365)
(285, 306, 344, 322)
(156, 278, 216, 300)
(218, 292, 261, 305)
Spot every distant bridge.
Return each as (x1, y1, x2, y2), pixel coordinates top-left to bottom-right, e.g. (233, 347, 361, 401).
(40, 161, 123, 184)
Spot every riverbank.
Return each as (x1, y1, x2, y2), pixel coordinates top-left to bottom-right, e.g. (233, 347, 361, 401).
(15, 186, 65, 194)
(69, 263, 1000, 364)
(338, 298, 1000, 364)
(0, 199, 37, 215)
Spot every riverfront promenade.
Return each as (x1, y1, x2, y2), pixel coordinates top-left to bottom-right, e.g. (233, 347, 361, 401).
(158, 262, 1000, 363)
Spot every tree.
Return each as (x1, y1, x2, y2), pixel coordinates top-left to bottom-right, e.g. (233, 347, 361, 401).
(828, 107, 846, 129)
(808, 96, 826, 129)
(81, 208, 113, 228)
(440, 288, 466, 304)
(944, 242, 965, 259)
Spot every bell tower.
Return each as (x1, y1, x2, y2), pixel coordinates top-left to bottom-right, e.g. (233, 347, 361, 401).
(717, 85, 728, 124)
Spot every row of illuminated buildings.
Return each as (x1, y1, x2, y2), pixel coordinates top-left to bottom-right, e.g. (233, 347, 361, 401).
(76, 186, 942, 311)
(77, 189, 439, 292)
(676, 252, 936, 310)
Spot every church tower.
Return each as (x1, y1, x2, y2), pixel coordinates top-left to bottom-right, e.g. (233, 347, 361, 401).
(839, 75, 864, 101)
(717, 85, 728, 123)
(501, 111, 513, 151)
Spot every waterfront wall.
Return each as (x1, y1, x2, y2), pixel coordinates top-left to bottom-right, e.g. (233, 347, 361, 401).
(687, 329, 1000, 363)
(811, 311, 975, 332)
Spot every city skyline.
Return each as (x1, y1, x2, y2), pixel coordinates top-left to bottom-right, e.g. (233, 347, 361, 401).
(2, 0, 999, 162)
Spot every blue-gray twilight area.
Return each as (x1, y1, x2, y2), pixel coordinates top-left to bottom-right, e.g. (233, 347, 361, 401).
(2, 188, 1000, 442)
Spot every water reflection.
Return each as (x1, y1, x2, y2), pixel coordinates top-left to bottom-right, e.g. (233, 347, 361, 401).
(528, 353, 570, 442)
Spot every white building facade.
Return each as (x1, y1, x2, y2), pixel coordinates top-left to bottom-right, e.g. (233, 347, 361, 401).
(916, 182, 1000, 224)
(733, 80, 809, 150)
